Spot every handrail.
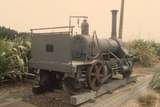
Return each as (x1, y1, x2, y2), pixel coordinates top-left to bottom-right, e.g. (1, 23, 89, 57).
(30, 26, 75, 36)
(30, 26, 74, 31)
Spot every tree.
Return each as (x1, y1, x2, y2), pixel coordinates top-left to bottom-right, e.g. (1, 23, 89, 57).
(0, 26, 18, 39)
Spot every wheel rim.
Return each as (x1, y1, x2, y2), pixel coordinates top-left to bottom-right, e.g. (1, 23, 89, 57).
(88, 61, 105, 91)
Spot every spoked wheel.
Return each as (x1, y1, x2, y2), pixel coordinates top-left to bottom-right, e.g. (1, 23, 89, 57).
(87, 61, 105, 91)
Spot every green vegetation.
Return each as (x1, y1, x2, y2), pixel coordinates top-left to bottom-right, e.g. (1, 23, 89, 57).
(0, 26, 18, 39)
(0, 26, 32, 82)
(0, 38, 31, 81)
(150, 73, 160, 91)
(126, 39, 160, 67)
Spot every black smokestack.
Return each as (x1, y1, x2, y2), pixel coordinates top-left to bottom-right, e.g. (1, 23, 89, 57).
(111, 10, 118, 39)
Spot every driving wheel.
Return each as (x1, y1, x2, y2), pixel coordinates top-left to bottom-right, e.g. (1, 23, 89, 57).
(87, 61, 105, 91)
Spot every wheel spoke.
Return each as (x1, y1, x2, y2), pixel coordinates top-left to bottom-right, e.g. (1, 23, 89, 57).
(91, 73, 96, 77)
(91, 78, 96, 88)
(99, 74, 105, 78)
(97, 66, 103, 74)
(95, 65, 99, 71)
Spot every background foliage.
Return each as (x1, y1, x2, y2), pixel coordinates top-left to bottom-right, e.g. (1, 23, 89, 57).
(0, 26, 18, 39)
(126, 39, 160, 67)
(0, 38, 31, 81)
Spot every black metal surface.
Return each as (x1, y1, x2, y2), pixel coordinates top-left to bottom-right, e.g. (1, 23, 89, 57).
(63, 77, 82, 95)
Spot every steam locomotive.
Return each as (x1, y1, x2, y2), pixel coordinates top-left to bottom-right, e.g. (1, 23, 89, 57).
(29, 10, 133, 94)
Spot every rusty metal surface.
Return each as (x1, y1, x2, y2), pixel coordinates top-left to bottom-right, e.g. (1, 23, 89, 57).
(87, 61, 105, 91)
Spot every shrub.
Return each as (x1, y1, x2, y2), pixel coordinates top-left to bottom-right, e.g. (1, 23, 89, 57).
(150, 67, 160, 91)
(0, 38, 31, 81)
(126, 39, 159, 67)
(0, 39, 13, 80)
(0, 26, 18, 39)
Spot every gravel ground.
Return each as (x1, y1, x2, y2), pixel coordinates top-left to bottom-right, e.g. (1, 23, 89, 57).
(0, 65, 157, 107)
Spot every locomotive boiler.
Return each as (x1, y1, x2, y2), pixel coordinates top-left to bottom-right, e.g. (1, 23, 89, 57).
(29, 10, 133, 94)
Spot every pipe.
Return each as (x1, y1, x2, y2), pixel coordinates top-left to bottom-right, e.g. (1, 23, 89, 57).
(119, 0, 125, 39)
(111, 10, 119, 39)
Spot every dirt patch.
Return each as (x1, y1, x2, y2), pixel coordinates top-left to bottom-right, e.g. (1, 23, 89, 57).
(124, 89, 160, 107)
(138, 91, 158, 107)
(23, 90, 72, 107)
(0, 64, 157, 107)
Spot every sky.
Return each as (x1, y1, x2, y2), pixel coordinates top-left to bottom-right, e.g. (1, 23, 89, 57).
(0, 0, 160, 42)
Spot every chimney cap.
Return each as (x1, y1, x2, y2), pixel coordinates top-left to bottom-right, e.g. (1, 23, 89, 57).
(111, 10, 119, 12)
